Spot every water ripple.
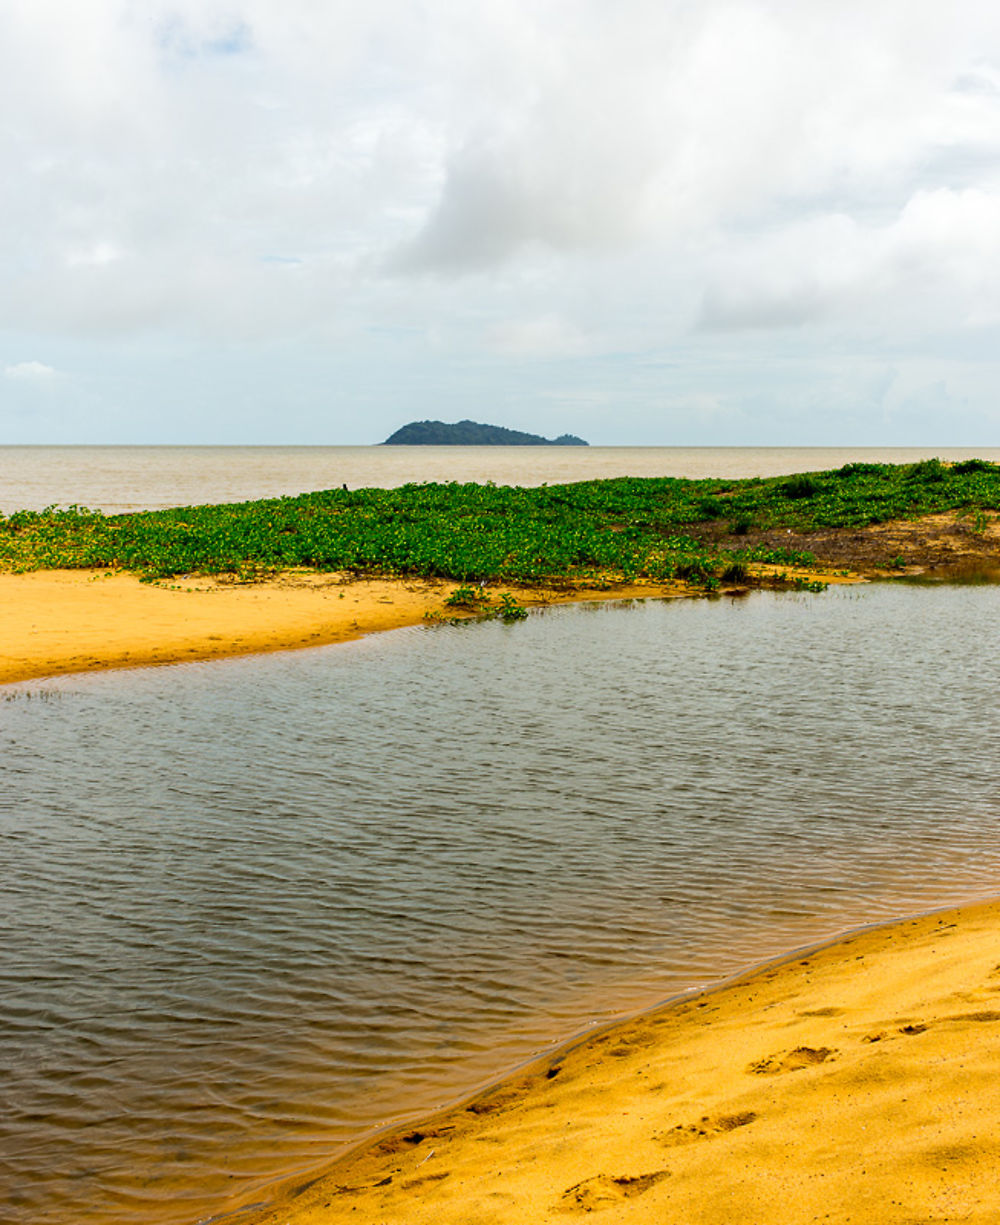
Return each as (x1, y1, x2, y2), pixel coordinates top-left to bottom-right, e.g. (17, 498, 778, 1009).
(2, 585, 1000, 1224)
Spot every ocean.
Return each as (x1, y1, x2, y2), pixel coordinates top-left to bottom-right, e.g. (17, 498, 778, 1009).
(3, 444, 1000, 513)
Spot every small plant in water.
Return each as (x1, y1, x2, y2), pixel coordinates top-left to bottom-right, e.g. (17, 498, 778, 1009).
(437, 587, 527, 624)
(494, 593, 528, 622)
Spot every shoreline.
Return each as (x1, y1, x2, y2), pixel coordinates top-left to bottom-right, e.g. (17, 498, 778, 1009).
(0, 566, 853, 688)
(236, 894, 1000, 1225)
(3, 506, 998, 689)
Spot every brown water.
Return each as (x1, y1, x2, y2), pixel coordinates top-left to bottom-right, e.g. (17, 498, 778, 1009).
(2, 585, 1000, 1225)
(3, 445, 999, 512)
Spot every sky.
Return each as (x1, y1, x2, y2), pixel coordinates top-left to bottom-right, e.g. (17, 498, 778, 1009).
(3, 0, 1000, 446)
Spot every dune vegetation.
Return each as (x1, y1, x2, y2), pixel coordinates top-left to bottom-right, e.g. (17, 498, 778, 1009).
(1, 458, 998, 588)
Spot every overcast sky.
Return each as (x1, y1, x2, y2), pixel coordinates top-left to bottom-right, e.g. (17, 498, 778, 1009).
(3, 0, 1000, 445)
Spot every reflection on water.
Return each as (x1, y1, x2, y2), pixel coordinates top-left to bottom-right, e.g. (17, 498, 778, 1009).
(2, 585, 1000, 1225)
(897, 559, 1000, 585)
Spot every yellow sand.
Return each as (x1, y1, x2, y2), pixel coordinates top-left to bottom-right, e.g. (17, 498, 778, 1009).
(0, 569, 459, 684)
(242, 899, 1000, 1225)
(0, 566, 855, 687)
(0, 569, 684, 686)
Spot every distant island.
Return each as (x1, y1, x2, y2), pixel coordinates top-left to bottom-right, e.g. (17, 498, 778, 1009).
(381, 419, 588, 446)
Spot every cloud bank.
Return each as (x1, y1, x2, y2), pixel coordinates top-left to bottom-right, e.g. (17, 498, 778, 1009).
(3, 0, 1000, 441)
(4, 361, 57, 380)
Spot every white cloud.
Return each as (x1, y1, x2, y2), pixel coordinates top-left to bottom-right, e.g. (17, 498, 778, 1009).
(486, 314, 589, 357)
(66, 241, 124, 268)
(699, 187, 1000, 331)
(4, 360, 57, 380)
(4, 1, 1000, 308)
(3, 0, 1000, 441)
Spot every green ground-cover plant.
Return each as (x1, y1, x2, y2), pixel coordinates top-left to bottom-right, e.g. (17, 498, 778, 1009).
(443, 585, 490, 609)
(2, 459, 997, 587)
(428, 589, 529, 624)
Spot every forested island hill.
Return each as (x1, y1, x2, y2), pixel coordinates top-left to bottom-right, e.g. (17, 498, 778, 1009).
(381, 419, 588, 446)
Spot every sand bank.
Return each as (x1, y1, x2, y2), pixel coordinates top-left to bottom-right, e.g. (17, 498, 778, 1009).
(0, 568, 723, 686)
(241, 898, 1000, 1225)
(0, 569, 446, 684)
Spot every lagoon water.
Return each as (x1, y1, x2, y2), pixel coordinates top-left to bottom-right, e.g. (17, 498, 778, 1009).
(4, 444, 1000, 513)
(3, 584, 1000, 1225)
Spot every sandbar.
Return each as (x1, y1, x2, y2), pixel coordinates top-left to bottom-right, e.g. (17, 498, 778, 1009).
(0, 568, 757, 686)
(242, 897, 1000, 1224)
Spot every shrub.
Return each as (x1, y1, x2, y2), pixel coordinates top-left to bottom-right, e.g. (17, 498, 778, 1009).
(782, 474, 822, 500)
(907, 458, 945, 482)
(696, 496, 726, 519)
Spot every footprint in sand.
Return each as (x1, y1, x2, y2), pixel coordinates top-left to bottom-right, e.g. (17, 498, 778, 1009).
(748, 1046, 836, 1075)
(558, 1170, 669, 1213)
(656, 1111, 758, 1147)
(400, 1171, 450, 1190)
(374, 1127, 452, 1156)
(860, 1019, 950, 1042)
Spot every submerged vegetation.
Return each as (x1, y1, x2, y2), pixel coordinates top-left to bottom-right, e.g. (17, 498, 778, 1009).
(2, 459, 999, 589)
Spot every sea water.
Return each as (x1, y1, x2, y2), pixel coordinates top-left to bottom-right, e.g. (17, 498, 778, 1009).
(3, 444, 1000, 513)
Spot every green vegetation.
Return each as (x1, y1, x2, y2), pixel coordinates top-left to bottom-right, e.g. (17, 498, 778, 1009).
(2, 459, 998, 589)
(443, 585, 490, 609)
(440, 586, 528, 621)
(382, 419, 588, 446)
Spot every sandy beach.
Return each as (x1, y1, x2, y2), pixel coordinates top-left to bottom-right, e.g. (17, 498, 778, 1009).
(240, 898, 1000, 1225)
(0, 568, 729, 686)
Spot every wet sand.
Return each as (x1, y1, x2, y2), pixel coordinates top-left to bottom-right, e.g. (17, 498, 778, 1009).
(242, 898, 1000, 1225)
(0, 569, 451, 684)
